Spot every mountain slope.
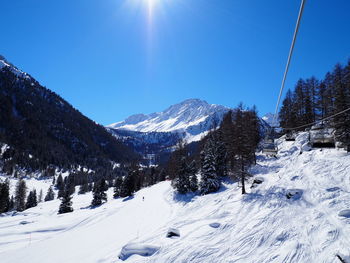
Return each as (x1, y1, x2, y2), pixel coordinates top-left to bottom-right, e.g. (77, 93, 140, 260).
(0, 56, 137, 174)
(1, 132, 349, 262)
(108, 99, 229, 136)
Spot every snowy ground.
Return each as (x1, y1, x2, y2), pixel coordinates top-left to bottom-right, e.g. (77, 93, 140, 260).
(0, 132, 350, 263)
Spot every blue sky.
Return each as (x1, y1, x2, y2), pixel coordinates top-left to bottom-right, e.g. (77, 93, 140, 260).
(1, 0, 350, 125)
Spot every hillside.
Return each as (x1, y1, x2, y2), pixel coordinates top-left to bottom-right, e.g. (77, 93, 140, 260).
(0, 56, 137, 175)
(1, 133, 349, 263)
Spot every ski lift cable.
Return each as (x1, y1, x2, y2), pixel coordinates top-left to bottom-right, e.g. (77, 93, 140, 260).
(272, 0, 307, 127)
(283, 107, 350, 131)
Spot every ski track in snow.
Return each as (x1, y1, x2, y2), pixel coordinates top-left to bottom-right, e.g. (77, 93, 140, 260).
(0, 132, 350, 262)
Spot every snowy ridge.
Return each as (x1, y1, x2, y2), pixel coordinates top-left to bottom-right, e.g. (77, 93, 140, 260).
(0, 55, 30, 79)
(1, 133, 350, 262)
(108, 99, 229, 135)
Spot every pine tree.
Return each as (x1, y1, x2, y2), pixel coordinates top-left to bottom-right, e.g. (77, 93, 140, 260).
(15, 179, 27, 211)
(57, 184, 65, 198)
(113, 177, 123, 198)
(332, 64, 350, 144)
(188, 161, 198, 192)
(119, 173, 134, 198)
(199, 138, 221, 195)
(220, 111, 236, 170)
(212, 130, 227, 177)
(231, 105, 258, 194)
(58, 188, 73, 214)
(166, 139, 187, 180)
(0, 180, 10, 213)
(56, 174, 64, 191)
(316, 80, 328, 119)
(91, 179, 107, 206)
(173, 157, 190, 194)
(26, 189, 37, 209)
(44, 186, 55, 201)
(66, 175, 76, 196)
(157, 169, 167, 182)
(280, 89, 297, 131)
(303, 79, 314, 125)
(189, 174, 198, 192)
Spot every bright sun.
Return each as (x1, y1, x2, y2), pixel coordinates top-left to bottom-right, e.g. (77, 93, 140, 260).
(146, 0, 157, 15)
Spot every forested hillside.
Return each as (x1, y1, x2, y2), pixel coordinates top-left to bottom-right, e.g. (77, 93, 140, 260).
(279, 60, 350, 145)
(0, 57, 138, 176)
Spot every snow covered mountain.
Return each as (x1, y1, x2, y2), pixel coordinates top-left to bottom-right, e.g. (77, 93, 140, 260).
(1, 132, 350, 263)
(108, 99, 230, 141)
(108, 99, 271, 161)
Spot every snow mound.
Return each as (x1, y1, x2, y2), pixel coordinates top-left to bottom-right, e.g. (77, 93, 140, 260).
(327, 187, 341, 192)
(286, 189, 303, 200)
(119, 243, 160, 260)
(166, 227, 180, 238)
(209, 222, 220, 228)
(251, 177, 264, 188)
(19, 221, 32, 225)
(338, 209, 350, 218)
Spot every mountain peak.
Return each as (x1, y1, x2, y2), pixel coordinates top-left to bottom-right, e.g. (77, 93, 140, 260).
(179, 98, 208, 105)
(108, 99, 229, 135)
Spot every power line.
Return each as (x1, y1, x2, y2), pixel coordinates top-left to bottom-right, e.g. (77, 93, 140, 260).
(272, 0, 307, 126)
(282, 107, 350, 131)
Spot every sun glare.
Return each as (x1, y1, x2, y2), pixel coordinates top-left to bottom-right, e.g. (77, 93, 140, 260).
(146, 0, 157, 22)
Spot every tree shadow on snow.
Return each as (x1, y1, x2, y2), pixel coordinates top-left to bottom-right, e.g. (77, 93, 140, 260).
(122, 195, 134, 202)
(249, 163, 283, 175)
(242, 186, 307, 208)
(172, 192, 197, 203)
(173, 184, 229, 203)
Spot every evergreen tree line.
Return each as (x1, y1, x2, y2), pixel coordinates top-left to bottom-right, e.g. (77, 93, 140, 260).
(58, 165, 167, 214)
(0, 164, 167, 215)
(0, 178, 46, 213)
(279, 60, 350, 145)
(169, 105, 261, 195)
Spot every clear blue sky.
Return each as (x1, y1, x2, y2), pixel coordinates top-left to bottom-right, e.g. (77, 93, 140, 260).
(1, 0, 350, 125)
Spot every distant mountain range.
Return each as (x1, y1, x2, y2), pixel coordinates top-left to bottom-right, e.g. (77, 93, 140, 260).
(108, 99, 230, 143)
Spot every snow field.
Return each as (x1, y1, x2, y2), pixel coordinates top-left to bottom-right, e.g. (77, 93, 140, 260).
(0, 132, 349, 262)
